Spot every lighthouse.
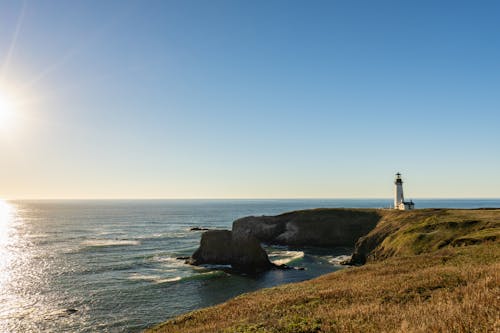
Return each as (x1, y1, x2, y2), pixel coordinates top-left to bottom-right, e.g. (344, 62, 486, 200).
(394, 173, 415, 210)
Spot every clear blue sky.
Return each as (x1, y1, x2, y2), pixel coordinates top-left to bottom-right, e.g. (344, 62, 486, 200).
(0, 0, 499, 199)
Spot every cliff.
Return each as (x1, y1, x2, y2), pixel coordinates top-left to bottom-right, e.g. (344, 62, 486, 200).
(350, 208, 500, 264)
(232, 208, 381, 247)
(148, 208, 500, 333)
(187, 208, 500, 271)
(187, 208, 382, 272)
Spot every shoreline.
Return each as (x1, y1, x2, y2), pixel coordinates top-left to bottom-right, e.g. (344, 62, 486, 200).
(145, 208, 500, 332)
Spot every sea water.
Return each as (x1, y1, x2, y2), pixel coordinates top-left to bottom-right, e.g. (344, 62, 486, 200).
(0, 199, 498, 332)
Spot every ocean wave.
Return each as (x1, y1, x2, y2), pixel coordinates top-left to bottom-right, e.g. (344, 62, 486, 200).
(96, 231, 127, 236)
(127, 270, 227, 284)
(128, 274, 182, 284)
(136, 232, 191, 241)
(326, 254, 351, 265)
(156, 276, 182, 284)
(81, 239, 141, 247)
(269, 251, 305, 266)
(149, 255, 188, 267)
(181, 270, 228, 281)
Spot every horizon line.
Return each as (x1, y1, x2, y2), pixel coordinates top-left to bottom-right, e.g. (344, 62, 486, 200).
(3, 197, 500, 201)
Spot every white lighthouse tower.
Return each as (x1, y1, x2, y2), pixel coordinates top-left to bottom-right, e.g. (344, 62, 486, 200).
(394, 173, 415, 210)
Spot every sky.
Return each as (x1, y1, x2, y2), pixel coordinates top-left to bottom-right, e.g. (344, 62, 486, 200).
(0, 0, 499, 199)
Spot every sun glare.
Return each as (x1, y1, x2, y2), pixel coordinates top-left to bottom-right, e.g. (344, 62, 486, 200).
(0, 90, 18, 134)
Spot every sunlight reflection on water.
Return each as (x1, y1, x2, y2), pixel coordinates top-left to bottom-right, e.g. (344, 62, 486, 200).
(0, 199, 14, 242)
(0, 201, 38, 331)
(0, 200, 15, 278)
(0, 200, 18, 320)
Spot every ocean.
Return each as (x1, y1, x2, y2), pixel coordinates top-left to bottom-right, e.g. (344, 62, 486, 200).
(1, 199, 498, 332)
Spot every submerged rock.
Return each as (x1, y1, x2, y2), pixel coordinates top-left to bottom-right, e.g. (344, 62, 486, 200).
(190, 227, 210, 231)
(186, 230, 273, 273)
(44, 308, 78, 319)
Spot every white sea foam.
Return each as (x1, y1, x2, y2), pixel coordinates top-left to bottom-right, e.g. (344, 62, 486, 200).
(327, 255, 351, 265)
(96, 231, 127, 236)
(128, 274, 181, 284)
(152, 255, 179, 263)
(81, 239, 140, 247)
(270, 251, 305, 266)
(128, 274, 158, 281)
(182, 270, 228, 281)
(134, 232, 189, 240)
(155, 277, 182, 284)
(150, 255, 187, 268)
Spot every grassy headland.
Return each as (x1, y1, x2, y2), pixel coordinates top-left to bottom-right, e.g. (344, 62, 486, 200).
(146, 209, 500, 333)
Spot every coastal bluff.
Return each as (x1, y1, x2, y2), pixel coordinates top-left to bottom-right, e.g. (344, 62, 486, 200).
(148, 208, 500, 333)
(186, 208, 500, 271)
(186, 208, 383, 272)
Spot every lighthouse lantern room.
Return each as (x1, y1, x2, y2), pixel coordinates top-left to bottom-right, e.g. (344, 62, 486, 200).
(394, 173, 415, 210)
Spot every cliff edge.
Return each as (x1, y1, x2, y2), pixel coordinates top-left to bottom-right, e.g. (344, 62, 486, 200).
(350, 208, 500, 264)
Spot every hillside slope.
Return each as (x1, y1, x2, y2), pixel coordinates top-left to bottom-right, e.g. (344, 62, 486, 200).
(350, 208, 500, 264)
(146, 209, 500, 333)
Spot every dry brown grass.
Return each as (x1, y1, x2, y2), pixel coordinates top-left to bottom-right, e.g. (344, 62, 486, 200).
(146, 209, 500, 333)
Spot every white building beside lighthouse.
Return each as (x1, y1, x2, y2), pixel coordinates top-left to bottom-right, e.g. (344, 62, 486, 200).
(394, 173, 415, 210)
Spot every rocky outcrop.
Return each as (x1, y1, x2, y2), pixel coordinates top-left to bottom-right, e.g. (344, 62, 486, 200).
(187, 209, 385, 272)
(233, 209, 381, 247)
(187, 230, 273, 273)
(348, 227, 393, 265)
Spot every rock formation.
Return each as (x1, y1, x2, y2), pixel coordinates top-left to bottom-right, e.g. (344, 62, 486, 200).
(186, 230, 273, 273)
(187, 208, 386, 272)
(232, 209, 381, 247)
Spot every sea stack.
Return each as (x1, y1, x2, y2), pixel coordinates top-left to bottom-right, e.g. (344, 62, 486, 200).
(186, 230, 273, 273)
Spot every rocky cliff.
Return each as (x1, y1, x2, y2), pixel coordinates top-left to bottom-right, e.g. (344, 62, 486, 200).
(232, 208, 381, 247)
(188, 208, 500, 271)
(187, 208, 385, 272)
